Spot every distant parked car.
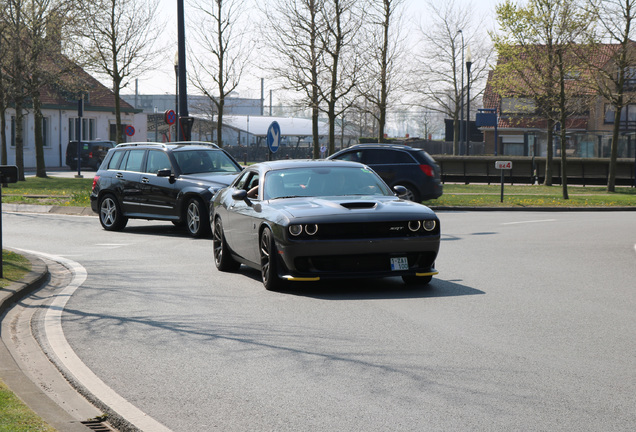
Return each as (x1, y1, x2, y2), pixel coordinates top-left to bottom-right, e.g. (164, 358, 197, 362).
(66, 140, 115, 171)
(211, 159, 440, 290)
(328, 144, 443, 202)
(90, 142, 242, 237)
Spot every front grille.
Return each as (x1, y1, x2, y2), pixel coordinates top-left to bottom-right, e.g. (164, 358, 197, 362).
(302, 221, 439, 240)
(295, 252, 437, 274)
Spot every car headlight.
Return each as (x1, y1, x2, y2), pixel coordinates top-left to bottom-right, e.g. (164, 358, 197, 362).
(423, 220, 436, 231)
(289, 225, 303, 236)
(408, 221, 421, 232)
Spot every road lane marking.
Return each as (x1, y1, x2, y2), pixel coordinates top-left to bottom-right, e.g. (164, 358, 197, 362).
(15, 249, 173, 432)
(502, 219, 556, 225)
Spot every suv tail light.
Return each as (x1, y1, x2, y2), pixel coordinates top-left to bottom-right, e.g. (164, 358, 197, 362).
(419, 164, 434, 177)
(92, 176, 99, 191)
(88, 151, 93, 159)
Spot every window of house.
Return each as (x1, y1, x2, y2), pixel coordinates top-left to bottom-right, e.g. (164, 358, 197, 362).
(604, 104, 636, 124)
(501, 97, 536, 114)
(69, 118, 96, 141)
(10, 116, 27, 147)
(42, 117, 50, 147)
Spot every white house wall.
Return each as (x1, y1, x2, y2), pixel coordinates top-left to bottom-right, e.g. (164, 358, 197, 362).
(3, 108, 146, 170)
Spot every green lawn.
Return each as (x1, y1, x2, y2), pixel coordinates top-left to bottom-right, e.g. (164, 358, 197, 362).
(1, 176, 634, 208)
(1, 177, 93, 207)
(424, 184, 636, 208)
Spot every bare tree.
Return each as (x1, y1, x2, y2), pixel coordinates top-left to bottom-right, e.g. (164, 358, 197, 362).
(190, 0, 252, 148)
(356, 0, 407, 143)
(319, 0, 364, 155)
(72, 0, 161, 143)
(583, 0, 636, 192)
(493, 0, 594, 198)
(411, 0, 493, 155)
(260, 0, 325, 158)
(1, 0, 29, 179)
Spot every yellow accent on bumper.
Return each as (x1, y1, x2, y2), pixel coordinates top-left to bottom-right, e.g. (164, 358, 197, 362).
(282, 276, 321, 282)
(415, 271, 439, 277)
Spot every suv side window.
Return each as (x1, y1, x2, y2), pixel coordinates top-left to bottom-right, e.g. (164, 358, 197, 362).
(146, 150, 172, 174)
(123, 149, 146, 172)
(337, 150, 363, 162)
(364, 149, 415, 164)
(107, 150, 125, 169)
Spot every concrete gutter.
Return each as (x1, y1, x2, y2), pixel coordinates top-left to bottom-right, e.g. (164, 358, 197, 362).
(0, 251, 93, 432)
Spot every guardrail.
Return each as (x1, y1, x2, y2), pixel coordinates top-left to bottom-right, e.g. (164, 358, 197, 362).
(434, 156, 636, 186)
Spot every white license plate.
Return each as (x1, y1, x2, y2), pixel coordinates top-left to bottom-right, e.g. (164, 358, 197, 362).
(390, 257, 409, 271)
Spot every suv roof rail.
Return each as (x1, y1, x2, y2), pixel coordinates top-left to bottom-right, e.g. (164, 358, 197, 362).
(116, 142, 167, 148)
(172, 141, 220, 149)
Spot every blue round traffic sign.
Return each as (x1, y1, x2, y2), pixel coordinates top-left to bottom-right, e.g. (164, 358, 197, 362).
(267, 121, 281, 153)
(125, 125, 135, 136)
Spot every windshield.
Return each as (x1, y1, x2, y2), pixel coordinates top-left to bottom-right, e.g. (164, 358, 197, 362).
(174, 149, 241, 175)
(263, 166, 392, 200)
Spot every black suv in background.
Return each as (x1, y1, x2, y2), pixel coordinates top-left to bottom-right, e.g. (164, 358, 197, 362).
(90, 142, 243, 237)
(328, 144, 443, 202)
(66, 140, 115, 170)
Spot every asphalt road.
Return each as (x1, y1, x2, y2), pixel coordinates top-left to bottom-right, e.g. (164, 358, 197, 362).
(3, 210, 636, 431)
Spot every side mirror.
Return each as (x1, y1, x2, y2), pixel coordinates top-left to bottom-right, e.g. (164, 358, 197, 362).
(232, 189, 249, 202)
(393, 185, 407, 196)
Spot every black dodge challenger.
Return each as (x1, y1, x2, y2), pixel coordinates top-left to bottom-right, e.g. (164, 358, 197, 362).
(211, 159, 440, 290)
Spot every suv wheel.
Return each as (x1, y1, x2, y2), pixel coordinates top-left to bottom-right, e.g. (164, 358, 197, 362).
(99, 195, 128, 231)
(395, 184, 420, 202)
(185, 198, 211, 238)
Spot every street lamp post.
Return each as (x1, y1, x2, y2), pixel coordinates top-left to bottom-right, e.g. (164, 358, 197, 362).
(174, 52, 179, 142)
(177, 0, 190, 141)
(466, 46, 472, 156)
(458, 29, 465, 156)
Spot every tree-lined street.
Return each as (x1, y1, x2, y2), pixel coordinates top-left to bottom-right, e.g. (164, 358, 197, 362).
(2, 210, 635, 431)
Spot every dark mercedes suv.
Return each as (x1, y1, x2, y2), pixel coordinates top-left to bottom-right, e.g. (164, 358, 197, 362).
(90, 142, 243, 237)
(328, 144, 443, 202)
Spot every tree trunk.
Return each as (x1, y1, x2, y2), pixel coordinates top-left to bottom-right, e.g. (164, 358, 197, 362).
(33, 91, 48, 178)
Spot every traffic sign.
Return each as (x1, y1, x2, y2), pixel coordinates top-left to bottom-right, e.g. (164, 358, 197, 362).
(495, 160, 513, 170)
(267, 121, 281, 153)
(165, 109, 177, 125)
(125, 125, 135, 137)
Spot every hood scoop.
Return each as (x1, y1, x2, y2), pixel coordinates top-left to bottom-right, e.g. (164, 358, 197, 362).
(340, 201, 378, 210)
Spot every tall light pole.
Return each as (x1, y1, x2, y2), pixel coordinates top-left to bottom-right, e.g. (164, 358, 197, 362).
(466, 46, 472, 155)
(177, 0, 190, 141)
(458, 29, 465, 156)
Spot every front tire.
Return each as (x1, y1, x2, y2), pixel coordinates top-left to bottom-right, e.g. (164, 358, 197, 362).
(213, 217, 240, 272)
(395, 184, 420, 202)
(185, 198, 211, 238)
(260, 227, 285, 291)
(99, 195, 128, 231)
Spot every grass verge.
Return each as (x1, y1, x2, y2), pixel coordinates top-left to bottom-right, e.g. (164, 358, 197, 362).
(0, 176, 634, 208)
(1, 177, 93, 207)
(0, 250, 55, 431)
(424, 184, 636, 208)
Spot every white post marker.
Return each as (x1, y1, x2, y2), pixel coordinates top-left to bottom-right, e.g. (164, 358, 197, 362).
(495, 160, 513, 203)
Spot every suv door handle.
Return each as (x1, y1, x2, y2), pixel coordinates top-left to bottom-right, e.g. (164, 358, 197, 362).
(141, 177, 150, 183)
(116, 173, 123, 178)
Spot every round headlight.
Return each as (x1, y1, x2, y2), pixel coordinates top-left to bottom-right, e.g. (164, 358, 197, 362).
(423, 220, 436, 231)
(408, 220, 421, 232)
(289, 225, 303, 236)
(304, 224, 318, 235)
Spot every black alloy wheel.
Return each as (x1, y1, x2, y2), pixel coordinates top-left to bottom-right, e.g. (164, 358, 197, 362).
(395, 184, 420, 203)
(260, 227, 284, 291)
(213, 218, 240, 272)
(185, 198, 211, 238)
(99, 194, 128, 231)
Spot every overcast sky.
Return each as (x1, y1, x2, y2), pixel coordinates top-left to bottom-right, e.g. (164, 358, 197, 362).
(131, 0, 501, 98)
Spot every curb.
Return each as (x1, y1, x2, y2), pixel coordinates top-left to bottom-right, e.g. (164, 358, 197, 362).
(3, 204, 95, 216)
(430, 206, 636, 212)
(0, 251, 93, 432)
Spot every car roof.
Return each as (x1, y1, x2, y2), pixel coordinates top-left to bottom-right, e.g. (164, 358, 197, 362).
(250, 159, 365, 173)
